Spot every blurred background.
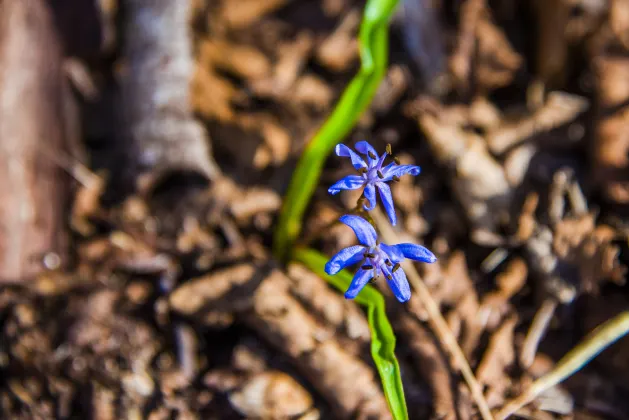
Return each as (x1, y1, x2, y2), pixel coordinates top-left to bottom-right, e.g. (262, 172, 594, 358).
(0, 0, 628, 418)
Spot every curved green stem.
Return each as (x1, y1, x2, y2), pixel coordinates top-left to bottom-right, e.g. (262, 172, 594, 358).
(275, 2, 406, 418)
(273, 0, 399, 261)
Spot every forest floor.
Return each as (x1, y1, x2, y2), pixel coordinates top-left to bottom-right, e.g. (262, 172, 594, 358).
(1, 0, 629, 419)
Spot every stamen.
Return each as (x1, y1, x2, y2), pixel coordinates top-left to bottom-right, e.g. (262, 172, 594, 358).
(377, 170, 384, 179)
(385, 259, 393, 267)
(393, 263, 401, 272)
(364, 252, 376, 258)
(386, 144, 393, 155)
(393, 157, 400, 165)
(386, 274, 393, 280)
(368, 151, 377, 160)
(392, 175, 400, 182)
(358, 167, 367, 174)
(362, 264, 374, 270)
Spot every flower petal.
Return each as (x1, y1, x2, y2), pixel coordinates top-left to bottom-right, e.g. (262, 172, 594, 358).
(344, 268, 374, 299)
(394, 243, 437, 263)
(354, 140, 377, 156)
(379, 243, 404, 264)
(335, 144, 367, 169)
(381, 163, 421, 181)
(363, 184, 377, 210)
(325, 245, 366, 275)
(376, 182, 397, 226)
(339, 215, 378, 247)
(328, 175, 366, 195)
(354, 141, 379, 166)
(387, 267, 411, 302)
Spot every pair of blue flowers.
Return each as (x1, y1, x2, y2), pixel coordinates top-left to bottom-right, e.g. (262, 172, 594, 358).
(324, 141, 436, 302)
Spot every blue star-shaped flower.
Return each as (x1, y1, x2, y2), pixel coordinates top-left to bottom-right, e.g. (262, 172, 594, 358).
(325, 215, 436, 302)
(328, 141, 421, 226)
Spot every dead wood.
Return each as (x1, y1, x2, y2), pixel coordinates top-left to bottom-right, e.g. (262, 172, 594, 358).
(121, 0, 219, 190)
(3, 1, 629, 418)
(0, 0, 74, 283)
(170, 264, 390, 418)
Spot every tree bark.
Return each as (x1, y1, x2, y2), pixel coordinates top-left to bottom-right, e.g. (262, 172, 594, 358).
(0, 0, 71, 283)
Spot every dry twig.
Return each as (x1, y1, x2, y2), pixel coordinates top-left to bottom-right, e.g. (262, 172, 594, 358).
(371, 208, 494, 420)
(497, 311, 629, 419)
(520, 299, 558, 369)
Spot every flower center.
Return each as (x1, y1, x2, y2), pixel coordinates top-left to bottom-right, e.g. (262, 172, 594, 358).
(362, 245, 394, 279)
(366, 167, 379, 182)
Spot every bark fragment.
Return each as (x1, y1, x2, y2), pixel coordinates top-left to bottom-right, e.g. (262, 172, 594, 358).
(218, 0, 289, 29)
(592, 53, 629, 203)
(450, 0, 521, 93)
(170, 265, 390, 418)
(247, 270, 390, 419)
(398, 315, 473, 420)
(0, 0, 72, 283)
(476, 315, 518, 408)
(315, 9, 359, 72)
(121, 0, 219, 189)
(414, 98, 511, 243)
(486, 92, 589, 155)
(229, 372, 314, 418)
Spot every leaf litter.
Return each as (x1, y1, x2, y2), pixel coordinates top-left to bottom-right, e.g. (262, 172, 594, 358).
(1, 0, 629, 419)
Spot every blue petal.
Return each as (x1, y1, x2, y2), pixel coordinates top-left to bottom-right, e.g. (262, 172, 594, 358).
(328, 175, 366, 195)
(376, 182, 397, 226)
(379, 243, 404, 264)
(354, 141, 377, 156)
(387, 267, 411, 302)
(325, 245, 366, 275)
(354, 141, 379, 166)
(394, 243, 437, 263)
(344, 268, 374, 299)
(363, 184, 377, 211)
(339, 215, 377, 247)
(381, 163, 421, 181)
(335, 144, 367, 169)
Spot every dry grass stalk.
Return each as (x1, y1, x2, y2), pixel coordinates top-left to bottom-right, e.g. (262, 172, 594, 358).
(371, 208, 494, 420)
(497, 311, 629, 419)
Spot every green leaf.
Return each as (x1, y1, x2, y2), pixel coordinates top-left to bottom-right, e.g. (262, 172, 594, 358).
(273, 0, 400, 261)
(293, 247, 408, 420)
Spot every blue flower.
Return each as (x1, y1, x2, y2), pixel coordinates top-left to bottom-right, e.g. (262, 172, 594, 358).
(328, 141, 421, 226)
(325, 215, 436, 302)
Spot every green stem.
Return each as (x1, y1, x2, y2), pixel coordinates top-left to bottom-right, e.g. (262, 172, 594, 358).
(273, 0, 399, 261)
(294, 247, 408, 420)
